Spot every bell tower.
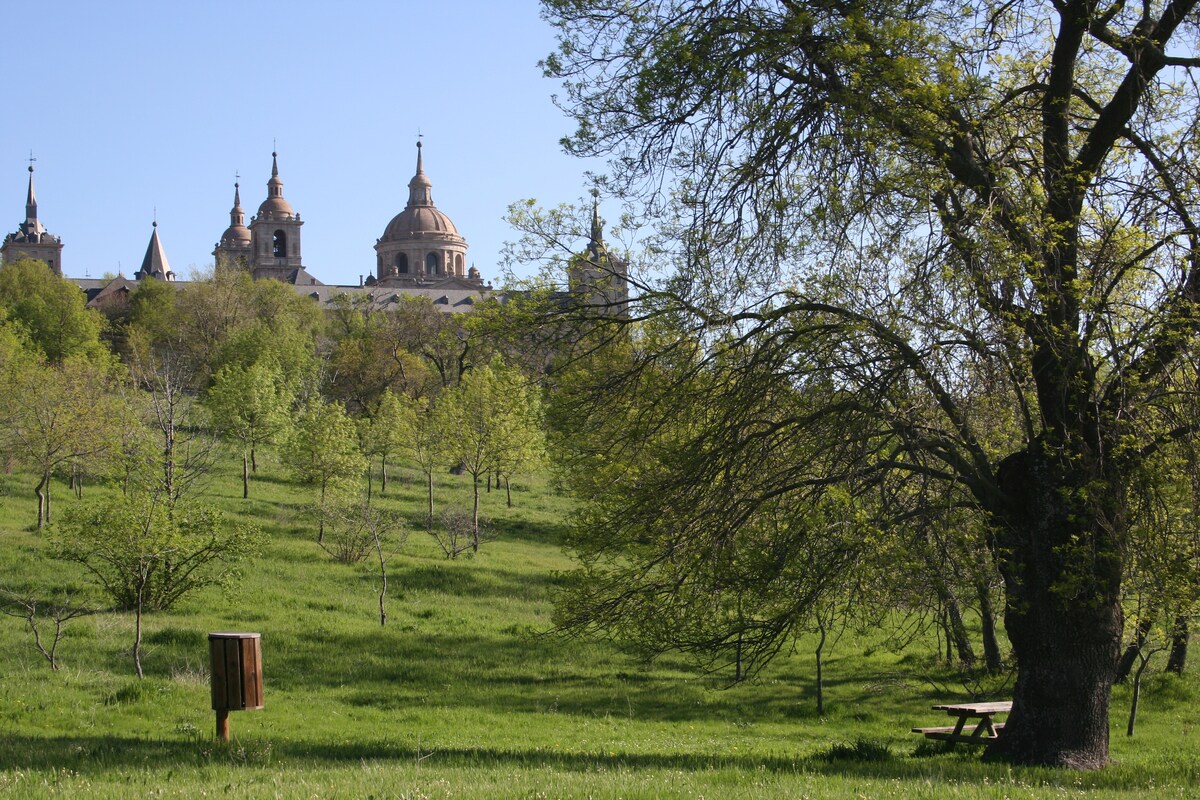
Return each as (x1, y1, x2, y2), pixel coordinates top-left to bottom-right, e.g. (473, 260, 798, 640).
(2, 159, 64, 274)
(248, 151, 304, 280)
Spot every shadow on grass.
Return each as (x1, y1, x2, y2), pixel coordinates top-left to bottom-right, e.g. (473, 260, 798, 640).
(0, 734, 1161, 791)
(252, 626, 893, 727)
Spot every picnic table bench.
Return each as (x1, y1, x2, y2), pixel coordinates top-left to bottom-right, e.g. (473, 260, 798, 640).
(912, 700, 1011, 746)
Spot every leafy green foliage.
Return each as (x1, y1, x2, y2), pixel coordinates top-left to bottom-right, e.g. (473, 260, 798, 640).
(282, 397, 367, 512)
(539, 0, 1200, 767)
(48, 494, 262, 612)
(0, 258, 107, 363)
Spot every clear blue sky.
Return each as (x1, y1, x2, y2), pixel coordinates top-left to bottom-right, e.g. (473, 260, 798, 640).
(1, 1, 602, 286)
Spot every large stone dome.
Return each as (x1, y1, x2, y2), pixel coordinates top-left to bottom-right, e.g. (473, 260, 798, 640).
(221, 222, 252, 246)
(381, 204, 460, 240)
(374, 141, 469, 284)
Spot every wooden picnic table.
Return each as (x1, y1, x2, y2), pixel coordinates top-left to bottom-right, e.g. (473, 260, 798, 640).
(912, 700, 1012, 746)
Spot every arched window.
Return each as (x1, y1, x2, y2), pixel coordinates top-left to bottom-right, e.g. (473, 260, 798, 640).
(425, 252, 439, 276)
(273, 230, 287, 258)
(455, 254, 464, 274)
(396, 253, 409, 274)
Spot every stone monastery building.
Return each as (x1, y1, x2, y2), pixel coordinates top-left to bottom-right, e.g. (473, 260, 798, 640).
(2, 142, 496, 313)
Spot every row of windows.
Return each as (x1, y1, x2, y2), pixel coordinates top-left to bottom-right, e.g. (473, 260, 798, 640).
(392, 251, 464, 276)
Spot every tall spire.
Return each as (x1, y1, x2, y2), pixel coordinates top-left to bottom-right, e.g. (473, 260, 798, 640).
(268, 151, 283, 198)
(3, 155, 63, 273)
(25, 165, 42, 233)
(587, 189, 606, 261)
(407, 140, 433, 206)
(230, 179, 244, 227)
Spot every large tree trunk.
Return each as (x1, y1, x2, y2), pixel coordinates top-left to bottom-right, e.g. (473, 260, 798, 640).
(986, 446, 1124, 768)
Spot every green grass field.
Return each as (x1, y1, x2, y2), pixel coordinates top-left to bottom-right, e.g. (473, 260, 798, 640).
(1, 451, 1197, 798)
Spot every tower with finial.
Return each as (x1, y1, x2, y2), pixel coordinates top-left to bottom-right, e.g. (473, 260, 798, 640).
(214, 175, 252, 270)
(2, 156, 64, 273)
(247, 150, 304, 280)
(567, 190, 628, 312)
(374, 139, 474, 286)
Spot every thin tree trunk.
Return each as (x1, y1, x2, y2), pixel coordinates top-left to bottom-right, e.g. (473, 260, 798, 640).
(318, 480, 326, 544)
(1115, 616, 1153, 684)
(977, 580, 1003, 673)
(472, 475, 480, 551)
(134, 581, 145, 679)
(35, 472, 49, 529)
(380, 456, 388, 495)
(242, 453, 250, 499)
(426, 470, 434, 531)
(947, 597, 976, 667)
(815, 618, 827, 716)
(250, 446, 258, 473)
(505, 476, 512, 507)
(934, 581, 976, 667)
(1127, 650, 1156, 737)
(1166, 616, 1188, 675)
(376, 539, 388, 626)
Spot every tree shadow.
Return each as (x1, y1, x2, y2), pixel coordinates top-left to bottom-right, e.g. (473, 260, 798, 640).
(0, 733, 1153, 792)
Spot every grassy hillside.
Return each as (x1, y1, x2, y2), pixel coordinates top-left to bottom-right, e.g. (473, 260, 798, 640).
(0, 450, 1196, 798)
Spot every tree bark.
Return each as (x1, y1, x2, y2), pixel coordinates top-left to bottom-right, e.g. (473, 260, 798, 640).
(986, 447, 1123, 768)
(1166, 616, 1188, 675)
(242, 453, 250, 499)
(380, 456, 388, 495)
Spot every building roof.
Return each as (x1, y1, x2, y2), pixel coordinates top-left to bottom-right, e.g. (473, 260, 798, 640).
(135, 222, 174, 280)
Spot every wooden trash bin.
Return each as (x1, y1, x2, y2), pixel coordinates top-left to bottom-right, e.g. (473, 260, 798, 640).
(208, 632, 263, 741)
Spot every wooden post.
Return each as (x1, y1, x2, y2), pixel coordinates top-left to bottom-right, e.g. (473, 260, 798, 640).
(208, 632, 263, 741)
